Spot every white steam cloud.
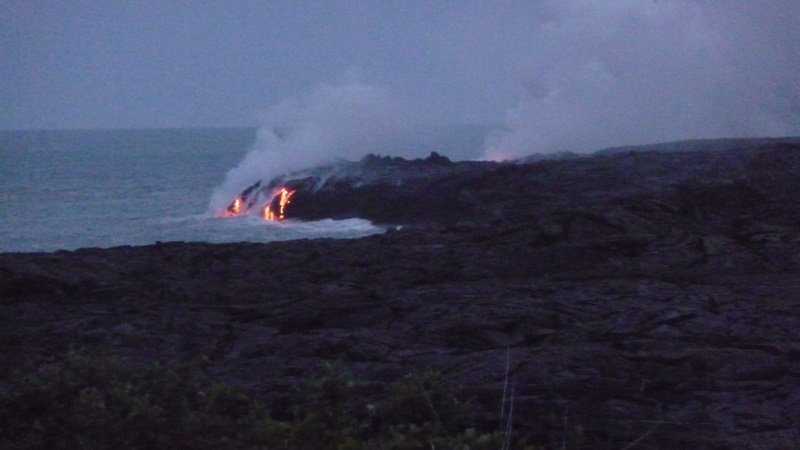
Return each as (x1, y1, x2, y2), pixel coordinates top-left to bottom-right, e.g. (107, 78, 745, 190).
(484, 0, 800, 160)
(209, 80, 408, 212)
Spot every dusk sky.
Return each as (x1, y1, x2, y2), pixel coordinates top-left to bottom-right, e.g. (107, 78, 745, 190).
(2, 1, 799, 155)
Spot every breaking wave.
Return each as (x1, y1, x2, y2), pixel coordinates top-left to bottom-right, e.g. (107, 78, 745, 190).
(148, 214, 383, 247)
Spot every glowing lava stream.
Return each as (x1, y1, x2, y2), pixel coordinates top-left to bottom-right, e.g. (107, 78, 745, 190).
(263, 188, 296, 221)
(223, 197, 242, 217)
(222, 186, 296, 221)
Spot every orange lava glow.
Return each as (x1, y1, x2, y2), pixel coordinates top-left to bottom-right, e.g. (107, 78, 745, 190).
(263, 188, 295, 221)
(224, 197, 243, 217)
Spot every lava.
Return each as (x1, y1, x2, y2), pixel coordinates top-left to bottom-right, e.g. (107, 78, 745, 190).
(263, 188, 295, 221)
(223, 186, 295, 221)
(224, 197, 243, 216)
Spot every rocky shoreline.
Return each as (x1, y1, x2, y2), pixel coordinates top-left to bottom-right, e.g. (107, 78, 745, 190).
(2, 141, 799, 448)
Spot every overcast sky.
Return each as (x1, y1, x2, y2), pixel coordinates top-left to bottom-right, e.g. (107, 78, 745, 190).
(2, 1, 799, 154)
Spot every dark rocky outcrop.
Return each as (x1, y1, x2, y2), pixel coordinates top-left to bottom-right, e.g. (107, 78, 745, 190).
(255, 142, 800, 229)
(2, 141, 800, 448)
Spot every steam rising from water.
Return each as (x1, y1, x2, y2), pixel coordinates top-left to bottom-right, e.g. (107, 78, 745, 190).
(210, 1, 800, 191)
(484, 1, 800, 160)
(209, 81, 405, 212)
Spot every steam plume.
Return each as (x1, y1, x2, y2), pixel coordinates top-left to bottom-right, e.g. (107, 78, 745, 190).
(484, 0, 800, 160)
(209, 80, 404, 212)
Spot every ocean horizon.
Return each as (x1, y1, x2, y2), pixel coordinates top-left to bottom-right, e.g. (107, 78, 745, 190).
(0, 126, 487, 252)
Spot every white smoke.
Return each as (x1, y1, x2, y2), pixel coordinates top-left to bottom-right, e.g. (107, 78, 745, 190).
(484, 0, 800, 160)
(209, 80, 406, 212)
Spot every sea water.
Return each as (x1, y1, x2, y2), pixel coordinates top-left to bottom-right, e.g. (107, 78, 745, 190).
(0, 128, 384, 252)
(0, 127, 487, 253)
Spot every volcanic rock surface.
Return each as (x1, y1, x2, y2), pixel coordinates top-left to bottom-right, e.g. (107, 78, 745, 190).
(2, 140, 800, 448)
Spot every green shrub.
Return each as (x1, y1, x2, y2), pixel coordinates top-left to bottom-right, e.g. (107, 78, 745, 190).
(0, 348, 265, 449)
(1, 349, 508, 449)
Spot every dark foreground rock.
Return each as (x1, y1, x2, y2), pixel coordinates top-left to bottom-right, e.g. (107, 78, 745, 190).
(1, 142, 799, 448)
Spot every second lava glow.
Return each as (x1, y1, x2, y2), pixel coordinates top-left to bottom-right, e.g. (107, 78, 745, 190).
(263, 188, 295, 221)
(224, 187, 296, 221)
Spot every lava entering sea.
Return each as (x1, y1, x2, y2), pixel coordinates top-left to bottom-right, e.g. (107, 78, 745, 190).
(223, 182, 296, 221)
(262, 188, 295, 221)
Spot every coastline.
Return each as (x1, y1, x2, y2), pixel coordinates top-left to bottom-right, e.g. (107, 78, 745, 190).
(2, 142, 799, 447)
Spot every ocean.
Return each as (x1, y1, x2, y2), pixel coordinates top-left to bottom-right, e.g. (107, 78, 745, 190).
(0, 126, 487, 253)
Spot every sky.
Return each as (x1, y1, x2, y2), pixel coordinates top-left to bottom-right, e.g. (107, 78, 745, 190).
(2, 1, 799, 156)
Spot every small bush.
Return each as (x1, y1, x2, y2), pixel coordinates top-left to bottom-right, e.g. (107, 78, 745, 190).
(0, 348, 264, 449)
(0, 349, 507, 449)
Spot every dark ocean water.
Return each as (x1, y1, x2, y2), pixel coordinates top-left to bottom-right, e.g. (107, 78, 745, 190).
(0, 126, 487, 252)
(0, 128, 382, 252)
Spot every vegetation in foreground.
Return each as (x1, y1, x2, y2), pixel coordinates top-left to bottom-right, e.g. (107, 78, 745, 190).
(0, 349, 522, 449)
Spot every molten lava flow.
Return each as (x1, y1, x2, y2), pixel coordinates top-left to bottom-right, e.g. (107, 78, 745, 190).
(223, 187, 295, 220)
(278, 189, 295, 219)
(224, 197, 243, 217)
(263, 188, 295, 221)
